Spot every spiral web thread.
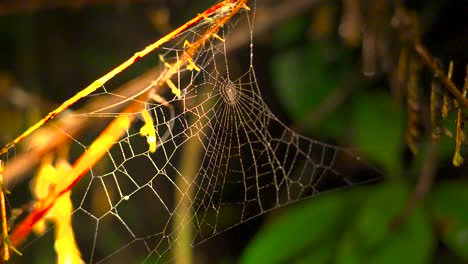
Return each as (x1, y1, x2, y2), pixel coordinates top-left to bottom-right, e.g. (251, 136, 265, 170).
(15, 1, 381, 263)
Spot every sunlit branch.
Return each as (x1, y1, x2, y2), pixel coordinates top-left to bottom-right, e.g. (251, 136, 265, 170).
(0, 0, 249, 157)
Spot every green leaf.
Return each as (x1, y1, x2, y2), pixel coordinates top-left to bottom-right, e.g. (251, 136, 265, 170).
(352, 92, 404, 176)
(239, 192, 347, 264)
(336, 182, 434, 264)
(429, 180, 468, 260)
(292, 243, 334, 264)
(367, 208, 434, 264)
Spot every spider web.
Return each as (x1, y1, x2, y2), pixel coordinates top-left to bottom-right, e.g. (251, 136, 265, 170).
(13, 1, 381, 263)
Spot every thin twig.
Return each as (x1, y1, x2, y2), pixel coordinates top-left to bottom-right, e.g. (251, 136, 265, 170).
(414, 43, 468, 108)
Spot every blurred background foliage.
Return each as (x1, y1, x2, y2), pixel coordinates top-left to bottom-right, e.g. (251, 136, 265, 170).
(0, 0, 467, 263)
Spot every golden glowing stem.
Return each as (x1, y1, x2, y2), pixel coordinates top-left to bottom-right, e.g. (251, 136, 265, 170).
(0, 160, 9, 261)
(0, 0, 247, 156)
(453, 62, 466, 167)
